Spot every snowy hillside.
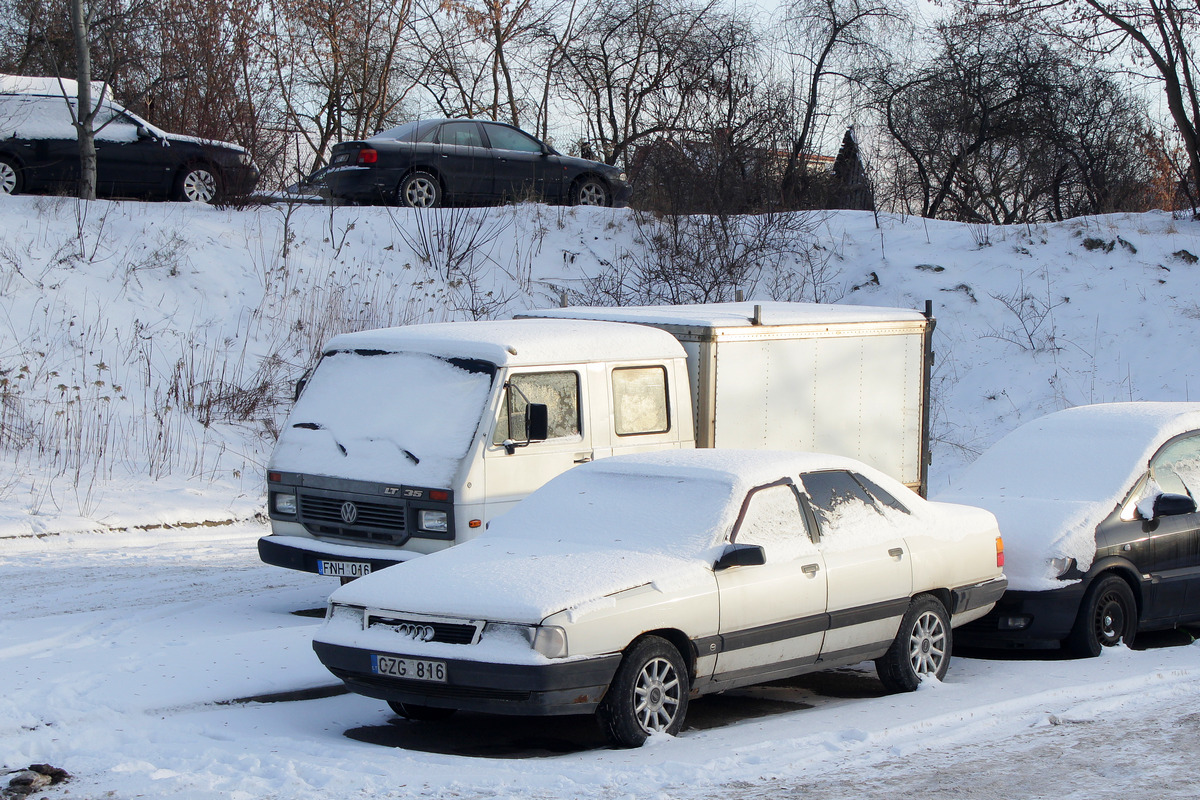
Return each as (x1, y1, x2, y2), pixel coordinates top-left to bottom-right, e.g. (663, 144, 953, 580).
(2, 197, 1199, 537)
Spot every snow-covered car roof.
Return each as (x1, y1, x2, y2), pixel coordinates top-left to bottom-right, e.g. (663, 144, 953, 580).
(323, 318, 686, 367)
(329, 449, 968, 623)
(524, 300, 926, 329)
(0, 74, 108, 99)
(938, 402, 1200, 589)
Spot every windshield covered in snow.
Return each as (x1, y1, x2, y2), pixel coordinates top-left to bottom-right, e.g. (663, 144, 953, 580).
(487, 466, 740, 557)
(268, 350, 496, 487)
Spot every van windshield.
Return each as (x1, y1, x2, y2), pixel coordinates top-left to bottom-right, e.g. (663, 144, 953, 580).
(269, 350, 496, 487)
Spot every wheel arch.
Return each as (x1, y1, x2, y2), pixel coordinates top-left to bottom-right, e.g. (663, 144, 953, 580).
(1082, 559, 1145, 618)
(919, 588, 953, 615)
(398, 165, 445, 190)
(629, 629, 696, 682)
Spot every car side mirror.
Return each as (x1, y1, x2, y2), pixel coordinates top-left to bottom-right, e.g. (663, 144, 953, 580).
(136, 125, 153, 140)
(714, 543, 766, 571)
(525, 403, 549, 441)
(1152, 492, 1197, 518)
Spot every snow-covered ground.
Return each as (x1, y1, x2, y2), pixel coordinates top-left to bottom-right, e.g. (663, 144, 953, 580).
(3, 198, 1200, 797)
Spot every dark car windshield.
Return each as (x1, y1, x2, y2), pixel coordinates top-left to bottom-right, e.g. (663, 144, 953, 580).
(372, 120, 441, 143)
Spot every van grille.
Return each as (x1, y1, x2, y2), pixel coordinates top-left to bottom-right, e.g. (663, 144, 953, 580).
(298, 492, 406, 543)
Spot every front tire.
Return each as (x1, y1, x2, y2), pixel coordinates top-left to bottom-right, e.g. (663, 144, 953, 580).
(571, 177, 609, 206)
(399, 171, 441, 208)
(175, 165, 219, 203)
(0, 156, 22, 195)
(597, 636, 689, 748)
(876, 595, 951, 692)
(1066, 575, 1137, 657)
(387, 700, 456, 721)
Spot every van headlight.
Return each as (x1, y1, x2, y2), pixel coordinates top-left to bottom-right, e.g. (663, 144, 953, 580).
(274, 493, 297, 515)
(418, 509, 448, 533)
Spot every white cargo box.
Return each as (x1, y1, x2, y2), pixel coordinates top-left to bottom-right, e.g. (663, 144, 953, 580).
(521, 301, 934, 493)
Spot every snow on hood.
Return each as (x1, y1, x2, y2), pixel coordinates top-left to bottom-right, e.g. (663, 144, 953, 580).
(938, 402, 1200, 590)
(328, 453, 763, 622)
(269, 350, 494, 487)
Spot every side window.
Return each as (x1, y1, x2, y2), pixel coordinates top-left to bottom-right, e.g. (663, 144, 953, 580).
(801, 470, 885, 538)
(493, 371, 581, 445)
(484, 123, 542, 152)
(1150, 433, 1200, 498)
(438, 121, 483, 148)
(855, 473, 910, 514)
(732, 483, 815, 561)
(612, 366, 669, 436)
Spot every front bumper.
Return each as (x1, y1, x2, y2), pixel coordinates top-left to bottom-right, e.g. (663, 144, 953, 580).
(954, 584, 1087, 650)
(258, 534, 413, 576)
(313, 640, 622, 716)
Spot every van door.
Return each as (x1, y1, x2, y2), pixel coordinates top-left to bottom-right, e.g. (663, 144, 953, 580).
(482, 368, 591, 522)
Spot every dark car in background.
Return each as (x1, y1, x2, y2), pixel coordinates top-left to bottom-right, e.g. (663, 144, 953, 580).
(315, 118, 630, 208)
(0, 75, 258, 203)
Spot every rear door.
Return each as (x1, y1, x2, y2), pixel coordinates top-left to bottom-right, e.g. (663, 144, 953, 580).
(713, 481, 827, 685)
(434, 121, 493, 200)
(1143, 433, 1200, 622)
(800, 470, 913, 661)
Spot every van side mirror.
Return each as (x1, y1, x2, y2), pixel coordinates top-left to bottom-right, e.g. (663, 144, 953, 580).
(526, 403, 549, 441)
(1152, 492, 1197, 518)
(714, 543, 766, 571)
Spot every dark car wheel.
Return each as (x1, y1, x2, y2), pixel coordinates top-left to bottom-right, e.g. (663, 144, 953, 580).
(876, 595, 951, 692)
(399, 171, 441, 208)
(0, 156, 22, 195)
(175, 165, 219, 203)
(571, 177, 609, 207)
(387, 700, 456, 721)
(597, 635, 689, 748)
(1066, 575, 1137, 657)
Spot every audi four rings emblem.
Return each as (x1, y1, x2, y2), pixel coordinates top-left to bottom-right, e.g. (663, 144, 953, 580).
(340, 501, 358, 524)
(395, 623, 436, 642)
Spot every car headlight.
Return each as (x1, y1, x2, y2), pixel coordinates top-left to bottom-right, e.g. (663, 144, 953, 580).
(486, 623, 568, 658)
(274, 493, 297, 515)
(1049, 556, 1075, 577)
(618, 172, 627, 182)
(418, 509, 448, 533)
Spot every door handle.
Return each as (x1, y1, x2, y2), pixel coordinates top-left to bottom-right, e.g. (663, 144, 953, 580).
(573, 452, 594, 463)
(801, 563, 820, 576)
(888, 547, 904, 558)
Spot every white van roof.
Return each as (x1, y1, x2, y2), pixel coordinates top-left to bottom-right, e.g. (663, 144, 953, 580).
(324, 318, 686, 367)
(522, 301, 926, 328)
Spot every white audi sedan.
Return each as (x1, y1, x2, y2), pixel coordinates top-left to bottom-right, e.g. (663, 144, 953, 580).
(313, 450, 1006, 747)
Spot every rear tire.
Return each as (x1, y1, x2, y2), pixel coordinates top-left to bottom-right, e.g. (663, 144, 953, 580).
(399, 171, 441, 208)
(0, 156, 22, 195)
(876, 595, 951, 692)
(596, 635, 689, 748)
(387, 701, 456, 721)
(1066, 575, 1137, 657)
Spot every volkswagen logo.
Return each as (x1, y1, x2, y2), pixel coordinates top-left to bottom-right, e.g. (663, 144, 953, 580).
(394, 623, 436, 642)
(340, 501, 358, 525)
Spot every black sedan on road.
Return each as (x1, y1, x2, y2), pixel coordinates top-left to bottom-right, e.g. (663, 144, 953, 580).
(316, 119, 630, 208)
(0, 80, 258, 203)
(940, 402, 1200, 657)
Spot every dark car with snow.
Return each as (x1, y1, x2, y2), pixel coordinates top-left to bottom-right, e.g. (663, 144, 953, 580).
(314, 118, 630, 208)
(313, 449, 1006, 747)
(940, 402, 1200, 656)
(0, 75, 258, 203)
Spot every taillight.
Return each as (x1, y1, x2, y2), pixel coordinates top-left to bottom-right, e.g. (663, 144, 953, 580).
(357, 148, 378, 165)
(996, 536, 1005, 568)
